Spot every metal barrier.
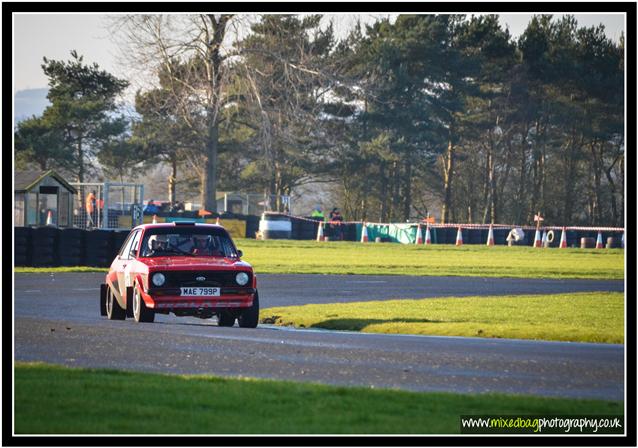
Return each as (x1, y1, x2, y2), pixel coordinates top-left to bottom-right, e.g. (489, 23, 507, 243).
(70, 182, 144, 230)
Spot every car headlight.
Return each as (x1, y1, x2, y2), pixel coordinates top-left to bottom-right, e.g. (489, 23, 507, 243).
(235, 272, 249, 286)
(152, 272, 166, 287)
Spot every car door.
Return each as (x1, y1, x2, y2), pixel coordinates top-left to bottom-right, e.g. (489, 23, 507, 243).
(114, 229, 141, 302)
(122, 229, 144, 295)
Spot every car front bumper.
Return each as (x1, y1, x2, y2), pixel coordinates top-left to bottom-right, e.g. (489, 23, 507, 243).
(143, 287, 256, 309)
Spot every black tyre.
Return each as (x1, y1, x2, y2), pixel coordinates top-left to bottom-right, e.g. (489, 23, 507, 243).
(14, 245, 28, 256)
(15, 236, 29, 247)
(133, 284, 155, 323)
(106, 286, 126, 320)
(59, 256, 82, 266)
(217, 311, 236, 327)
(238, 291, 259, 328)
(85, 257, 110, 267)
(61, 247, 82, 257)
(32, 256, 56, 267)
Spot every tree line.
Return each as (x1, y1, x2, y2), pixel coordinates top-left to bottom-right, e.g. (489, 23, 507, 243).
(15, 14, 624, 226)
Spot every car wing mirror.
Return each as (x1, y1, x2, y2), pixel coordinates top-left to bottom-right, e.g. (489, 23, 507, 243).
(237, 249, 243, 258)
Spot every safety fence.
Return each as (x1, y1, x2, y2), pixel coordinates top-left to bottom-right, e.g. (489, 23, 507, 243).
(352, 223, 625, 247)
(285, 215, 625, 247)
(14, 215, 625, 267)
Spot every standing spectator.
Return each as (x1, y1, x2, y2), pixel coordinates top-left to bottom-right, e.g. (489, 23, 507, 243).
(86, 190, 97, 228)
(311, 205, 325, 221)
(97, 196, 104, 227)
(170, 200, 185, 213)
(329, 207, 344, 240)
(143, 199, 160, 215)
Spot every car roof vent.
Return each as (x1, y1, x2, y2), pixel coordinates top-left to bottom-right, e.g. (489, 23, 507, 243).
(173, 221, 196, 226)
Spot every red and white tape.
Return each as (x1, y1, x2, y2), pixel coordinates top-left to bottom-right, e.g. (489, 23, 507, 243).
(284, 213, 624, 233)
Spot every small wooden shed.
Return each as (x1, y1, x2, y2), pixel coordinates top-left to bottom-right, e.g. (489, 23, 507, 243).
(14, 170, 77, 227)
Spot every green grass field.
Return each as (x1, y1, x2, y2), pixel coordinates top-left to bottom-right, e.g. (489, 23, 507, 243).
(14, 362, 623, 434)
(261, 292, 624, 344)
(14, 239, 625, 279)
(235, 239, 624, 279)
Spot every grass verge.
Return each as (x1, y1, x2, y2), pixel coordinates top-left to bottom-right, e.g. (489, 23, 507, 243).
(14, 362, 622, 434)
(235, 239, 624, 279)
(261, 292, 624, 344)
(15, 239, 624, 279)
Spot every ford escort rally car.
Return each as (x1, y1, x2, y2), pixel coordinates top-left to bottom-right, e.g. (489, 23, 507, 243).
(99, 222, 259, 327)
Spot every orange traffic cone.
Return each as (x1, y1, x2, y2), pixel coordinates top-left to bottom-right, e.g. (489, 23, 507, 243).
(596, 231, 604, 249)
(486, 224, 494, 246)
(424, 225, 432, 245)
(46, 210, 54, 226)
(316, 222, 324, 242)
(361, 223, 369, 243)
(455, 227, 463, 246)
(152, 214, 157, 224)
(559, 227, 567, 248)
(216, 216, 221, 226)
(533, 229, 542, 248)
(415, 224, 423, 244)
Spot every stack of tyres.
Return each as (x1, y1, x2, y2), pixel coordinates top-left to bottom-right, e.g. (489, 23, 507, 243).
(58, 228, 85, 266)
(245, 215, 260, 239)
(493, 228, 508, 245)
(112, 230, 130, 258)
(14, 227, 32, 266)
(446, 228, 458, 245)
(300, 218, 319, 240)
(468, 229, 482, 244)
(31, 227, 60, 267)
(566, 231, 578, 248)
(84, 230, 114, 267)
(343, 223, 357, 241)
(289, 217, 302, 240)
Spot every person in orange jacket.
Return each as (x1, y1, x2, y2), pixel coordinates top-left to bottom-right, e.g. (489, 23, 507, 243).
(86, 190, 97, 228)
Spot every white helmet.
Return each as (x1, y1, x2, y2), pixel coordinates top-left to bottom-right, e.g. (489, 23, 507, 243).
(148, 234, 168, 251)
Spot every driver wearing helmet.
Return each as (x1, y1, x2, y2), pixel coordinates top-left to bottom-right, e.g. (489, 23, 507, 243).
(191, 234, 212, 255)
(147, 234, 168, 255)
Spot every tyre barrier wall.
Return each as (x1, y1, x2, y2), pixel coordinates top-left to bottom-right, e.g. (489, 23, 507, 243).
(14, 227, 130, 268)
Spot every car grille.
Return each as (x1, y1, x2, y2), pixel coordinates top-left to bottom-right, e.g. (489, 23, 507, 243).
(161, 270, 251, 288)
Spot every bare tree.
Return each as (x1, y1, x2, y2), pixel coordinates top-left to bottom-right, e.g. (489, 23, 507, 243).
(110, 14, 252, 211)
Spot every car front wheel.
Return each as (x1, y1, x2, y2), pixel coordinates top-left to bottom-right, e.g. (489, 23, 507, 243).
(238, 291, 259, 328)
(217, 311, 235, 327)
(106, 286, 126, 320)
(133, 284, 155, 323)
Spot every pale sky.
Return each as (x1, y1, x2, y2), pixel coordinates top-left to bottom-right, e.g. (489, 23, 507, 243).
(13, 12, 626, 92)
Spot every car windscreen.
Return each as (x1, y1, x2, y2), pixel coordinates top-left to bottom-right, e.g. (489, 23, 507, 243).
(140, 227, 238, 258)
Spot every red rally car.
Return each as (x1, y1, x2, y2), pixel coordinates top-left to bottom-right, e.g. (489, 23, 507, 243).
(99, 222, 259, 328)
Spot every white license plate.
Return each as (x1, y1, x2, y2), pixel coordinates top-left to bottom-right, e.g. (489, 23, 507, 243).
(180, 287, 221, 297)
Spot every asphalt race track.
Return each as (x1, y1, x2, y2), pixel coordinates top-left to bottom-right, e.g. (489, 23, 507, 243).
(14, 273, 625, 401)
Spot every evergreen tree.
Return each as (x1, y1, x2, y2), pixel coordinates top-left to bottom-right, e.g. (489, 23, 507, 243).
(14, 114, 70, 171)
(41, 50, 129, 183)
(238, 14, 337, 210)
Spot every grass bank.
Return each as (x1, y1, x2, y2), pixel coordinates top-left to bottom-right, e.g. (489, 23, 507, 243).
(14, 362, 622, 434)
(14, 239, 625, 279)
(235, 239, 624, 279)
(261, 292, 624, 344)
